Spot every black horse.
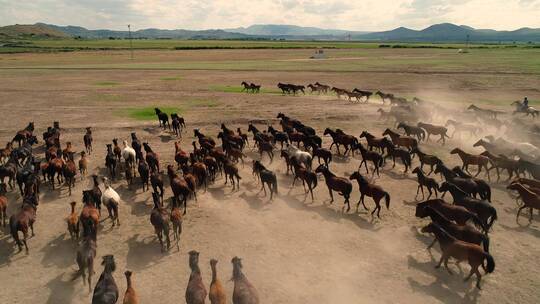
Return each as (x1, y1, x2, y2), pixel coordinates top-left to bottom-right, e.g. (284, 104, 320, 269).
(154, 108, 170, 130)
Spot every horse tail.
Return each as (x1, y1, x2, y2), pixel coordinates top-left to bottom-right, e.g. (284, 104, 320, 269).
(481, 234, 490, 253)
(487, 207, 498, 230)
(9, 216, 20, 248)
(384, 191, 391, 209)
(471, 213, 488, 234)
(483, 252, 495, 274)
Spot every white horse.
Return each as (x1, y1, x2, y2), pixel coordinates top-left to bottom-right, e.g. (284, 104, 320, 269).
(101, 177, 121, 226)
(286, 143, 312, 170)
(486, 136, 540, 159)
(122, 140, 136, 169)
(511, 100, 539, 118)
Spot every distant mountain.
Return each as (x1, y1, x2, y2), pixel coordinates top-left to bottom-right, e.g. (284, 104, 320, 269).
(2, 22, 539, 42)
(0, 24, 69, 38)
(226, 24, 367, 36)
(41, 23, 251, 39)
(355, 23, 540, 42)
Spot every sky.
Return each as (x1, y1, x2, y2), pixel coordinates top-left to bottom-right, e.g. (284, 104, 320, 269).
(1, 0, 539, 31)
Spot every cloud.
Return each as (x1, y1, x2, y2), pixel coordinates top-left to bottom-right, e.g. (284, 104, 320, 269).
(0, 0, 538, 31)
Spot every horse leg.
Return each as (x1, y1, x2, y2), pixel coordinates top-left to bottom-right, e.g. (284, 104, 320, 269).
(475, 165, 481, 177)
(22, 229, 29, 254)
(444, 258, 454, 275)
(328, 189, 334, 204)
(516, 206, 526, 223)
(415, 185, 420, 199)
(529, 207, 534, 223)
(427, 238, 436, 250)
(474, 268, 483, 290)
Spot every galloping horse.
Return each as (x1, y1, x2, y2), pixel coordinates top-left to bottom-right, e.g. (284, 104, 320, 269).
(511, 100, 539, 118)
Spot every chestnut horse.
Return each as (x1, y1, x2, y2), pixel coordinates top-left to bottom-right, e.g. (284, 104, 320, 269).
(315, 164, 353, 212)
(9, 193, 38, 253)
(507, 182, 540, 223)
(450, 148, 492, 180)
(421, 222, 494, 290)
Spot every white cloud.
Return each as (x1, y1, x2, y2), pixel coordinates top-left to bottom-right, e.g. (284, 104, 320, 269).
(0, 0, 538, 30)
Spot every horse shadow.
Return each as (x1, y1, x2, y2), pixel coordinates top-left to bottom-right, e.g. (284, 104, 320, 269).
(45, 272, 78, 304)
(0, 234, 16, 267)
(499, 223, 540, 238)
(331, 155, 352, 164)
(282, 193, 381, 231)
(158, 134, 175, 143)
(126, 233, 169, 271)
(407, 255, 481, 303)
(40, 233, 76, 268)
(238, 191, 271, 210)
(143, 127, 162, 135)
(383, 169, 415, 181)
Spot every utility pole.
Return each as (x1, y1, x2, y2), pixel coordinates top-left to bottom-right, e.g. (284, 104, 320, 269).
(128, 24, 134, 60)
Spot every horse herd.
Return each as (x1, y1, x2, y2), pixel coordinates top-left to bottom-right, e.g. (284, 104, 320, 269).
(1, 92, 539, 301)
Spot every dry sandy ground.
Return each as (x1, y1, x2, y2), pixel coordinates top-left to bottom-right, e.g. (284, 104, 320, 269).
(0, 57, 539, 304)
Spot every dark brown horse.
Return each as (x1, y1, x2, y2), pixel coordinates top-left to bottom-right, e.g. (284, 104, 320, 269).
(9, 193, 38, 253)
(349, 171, 390, 217)
(450, 148, 492, 180)
(417, 122, 450, 145)
(150, 192, 171, 252)
(382, 128, 417, 151)
(290, 158, 317, 201)
(412, 167, 439, 200)
(167, 165, 192, 215)
(507, 182, 540, 223)
(315, 164, 353, 212)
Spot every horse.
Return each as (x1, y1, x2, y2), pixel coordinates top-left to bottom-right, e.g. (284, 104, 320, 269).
(74, 234, 97, 293)
(285, 144, 312, 170)
(267, 126, 289, 149)
(382, 128, 417, 151)
(450, 148, 492, 180)
(323, 128, 357, 156)
(252, 160, 278, 200)
(186, 250, 208, 304)
(353, 142, 384, 177)
(374, 91, 394, 104)
(480, 151, 519, 181)
(290, 158, 317, 201)
(467, 104, 503, 119)
(445, 120, 480, 138)
(382, 141, 411, 173)
(0, 183, 7, 227)
(9, 192, 38, 253)
(359, 131, 388, 154)
(397, 122, 425, 141)
(122, 140, 136, 172)
(101, 177, 120, 227)
(412, 167, 439, 200)
(511, 100, 539, 118)
(150, 192, 171, 252)
(435, 163, 491, 202)
(507, 182, 540, 223)
(315, 164, 353, 212)
(171, 113, 185, 137)
(167, 165, 192, 214)
(143, 142, 160, 173)
(417, 122, 450, 145)
(410, 147, 441, 175)
(92, 255, 119, 304)
(231, 257, 260, 304)
(352, 88, 373, 102)
(439, 182, 497, 231)
(415, 199, 487, 232)
(223, 159, 241, 191)
(421, 206, 490, 253)
(105, 144, 117, 179)
(81, 190, 100, 238)
(83, 127, 93, 154)
(517, 158, 540, 180)
(349, 171, 390, 217)
(421, 222, 495, 289)
(154, 108, 170, 130)
(63, 152, 78, 196)
(312, 146, 332, 166)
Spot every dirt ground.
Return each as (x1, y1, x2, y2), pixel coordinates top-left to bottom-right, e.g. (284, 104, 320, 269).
(0, 50, 539, 304)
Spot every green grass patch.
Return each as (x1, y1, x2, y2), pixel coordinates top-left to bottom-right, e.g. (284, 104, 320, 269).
(160, 76, 182, 81)
(94, 81, 120, 86)
(120, 106, 183, 120)
(209, 85, 281, 94)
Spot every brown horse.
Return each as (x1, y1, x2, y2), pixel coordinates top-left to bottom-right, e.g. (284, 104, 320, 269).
(315, 164, 353, 211)
(9, 193, 38, 253)
(74, 234, 97, 292)
(479, 151, 518, 182)
(78, 151, 88, 179)
(167, 165, 191, 215)
(450, 148, 492, 180)
(66, 201, 80, 241)
(349, 171, 390, 217)
(353, 142, 384, 177)
(170, 197, 183, 250)
(417, 122, 450, 145)
(63, 152, 77, 196)
(422, 222, 495, 290)
(83, 127, 93, 154)
(209, 259, 226, 304)
(415, 199, 487, 231)
(0, 142, 13, 164)
(186, 250, 207, 304)
(231, 256, 260, 304)
(359, 131, 387, 153)
(0, 183, 8, 227)
(223, 159, 241, 190)
(150, 192, 171, 252)
(410, 147, 441, 175)
(324, 128, 358, 156)
(382, 128, 417, 151)
(81, 190, 100, 238)
(507, 182, 540, 223)
(290, 158, 317, 201)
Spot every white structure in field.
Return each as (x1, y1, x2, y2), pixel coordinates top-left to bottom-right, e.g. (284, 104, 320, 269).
(310, 49, 327, 59)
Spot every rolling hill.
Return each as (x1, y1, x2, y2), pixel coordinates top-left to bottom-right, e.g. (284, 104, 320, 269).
(1, 22, 539, 42)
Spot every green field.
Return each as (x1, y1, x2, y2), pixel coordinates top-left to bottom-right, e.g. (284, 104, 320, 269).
(2, 38, 537, 53)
